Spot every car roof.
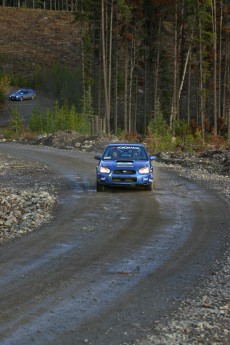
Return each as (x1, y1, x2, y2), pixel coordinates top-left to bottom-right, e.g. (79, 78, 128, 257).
(17, 88, 34, 91)
(106, 143, 145, 148)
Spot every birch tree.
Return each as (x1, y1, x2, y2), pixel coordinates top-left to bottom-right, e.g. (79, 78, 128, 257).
(170, 0, 179, 135)
(101, 0, 109, 133)
(211, 0, 218, 136)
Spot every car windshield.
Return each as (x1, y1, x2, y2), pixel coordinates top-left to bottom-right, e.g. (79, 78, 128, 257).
(15, 90, 26, 94)
(103, 145, 148, 160)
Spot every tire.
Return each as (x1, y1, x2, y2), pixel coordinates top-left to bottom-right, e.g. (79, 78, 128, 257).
(145, 182, 153, 191)
(96, 182, 105, 192)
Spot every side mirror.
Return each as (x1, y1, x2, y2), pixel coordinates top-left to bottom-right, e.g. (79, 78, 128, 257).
(149, 155, 157, 161)
(94, 154, 102, 160)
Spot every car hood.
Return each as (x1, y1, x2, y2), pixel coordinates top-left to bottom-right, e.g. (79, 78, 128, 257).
(11, 92, 23, 96)
(100, 159, 150, 169)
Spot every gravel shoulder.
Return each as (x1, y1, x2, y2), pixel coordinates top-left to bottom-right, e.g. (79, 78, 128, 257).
(0, 150, 63, 244)
(0, 138, 229, 344)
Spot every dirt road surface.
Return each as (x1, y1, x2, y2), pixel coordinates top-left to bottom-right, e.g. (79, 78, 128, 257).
(0, 143, 229, 345)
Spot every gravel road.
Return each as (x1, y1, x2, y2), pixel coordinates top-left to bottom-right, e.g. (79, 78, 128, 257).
(133, 157, 230, 345)
(0, 141, 229, 345)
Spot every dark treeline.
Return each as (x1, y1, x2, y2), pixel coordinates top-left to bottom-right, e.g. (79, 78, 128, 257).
(0, 0, 77, 10)
(1, 0, 230, 142)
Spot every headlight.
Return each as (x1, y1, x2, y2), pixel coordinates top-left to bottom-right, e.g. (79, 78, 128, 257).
(99, 166, 111, 174)
(139, 166, 150, 174)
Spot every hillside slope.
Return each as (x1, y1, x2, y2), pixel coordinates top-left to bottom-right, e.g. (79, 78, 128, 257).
(0, 7, 82, 76)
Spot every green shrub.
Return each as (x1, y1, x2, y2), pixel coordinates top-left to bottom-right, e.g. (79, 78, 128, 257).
(28, 101, 91, 135)
(0, 74, 11, 99)
(29, 109, 44, 132)
(147, 99, 173, 151)
(8, 108, 23, 138)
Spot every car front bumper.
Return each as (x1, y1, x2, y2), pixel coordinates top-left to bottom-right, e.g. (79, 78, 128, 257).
(96, 172, 153, 187)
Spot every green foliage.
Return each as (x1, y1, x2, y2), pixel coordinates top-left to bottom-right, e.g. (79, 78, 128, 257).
(117, 0, 132, 20)
(80, 86, 94, 118)
(174, 119, 191, 140)
(82, 32, 92, 54)
(146, 101, 204, 152)
(66, 104, 77, 130)
(0, 74, 11, 101)
(4, 128, 15, 140)
(44, 108, 55, 133)
(28, 102, 91, 135)
(148, 99, 169, 137)
(147, 99, 173, 151)
(8, 108, 23, 138)
(78, 86, 94, 134)
(29, 108, 44, 132)
(9, 73, 30, 88)
(115, 128, 126, 137)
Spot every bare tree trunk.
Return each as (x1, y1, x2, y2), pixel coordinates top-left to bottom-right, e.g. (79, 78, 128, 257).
(124, 45, 128, 132)
(228, 106, 230, 143)
(170, 0, 178, 136)
(153, 18, 161, 118)
(178, 44, 191, 102)
(128, 40, 135, 132)
(133, 76, 138, 132)
(218, 1, 223, 119)
(101, 0, 109, 133)
(211, 0, 218, 136)
(187, 50, 191, 124)
(114, 30, 118, 134)
(80, 3, 86, 115)
(199, 45, 205, 143)
(226, 33, 230, 141)
(107, 0, 113, 134)
(143, 43, 148, 134)
(81, 39, 86, 113)
(197, 2, 205, 144)
(223, 26, 228, 124)
(101, 0, 113, 133)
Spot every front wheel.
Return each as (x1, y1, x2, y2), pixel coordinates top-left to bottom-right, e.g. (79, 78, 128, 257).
(96, 181, 105, 192)
(145, 182, 153, 191)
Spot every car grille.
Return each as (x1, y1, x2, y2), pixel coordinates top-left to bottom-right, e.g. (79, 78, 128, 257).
(113, 169, 136, 174)
(112, 169, 137, 183)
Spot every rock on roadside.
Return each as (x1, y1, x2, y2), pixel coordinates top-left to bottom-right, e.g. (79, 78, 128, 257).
(0, 188, 56, 243)
(0, 151, 62, 244)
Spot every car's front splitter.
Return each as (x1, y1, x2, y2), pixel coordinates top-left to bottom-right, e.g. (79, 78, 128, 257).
(97, 174, 153, 187)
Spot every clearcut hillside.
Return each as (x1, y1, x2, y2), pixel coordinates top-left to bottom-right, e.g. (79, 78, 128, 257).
(0, 7, 82, 76)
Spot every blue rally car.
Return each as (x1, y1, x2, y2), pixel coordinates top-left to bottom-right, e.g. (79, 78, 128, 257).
(9, 88, 36, 101)
(94, 143, 156, 191)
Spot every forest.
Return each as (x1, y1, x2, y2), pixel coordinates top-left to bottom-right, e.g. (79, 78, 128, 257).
(1, 0, 230, 149)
